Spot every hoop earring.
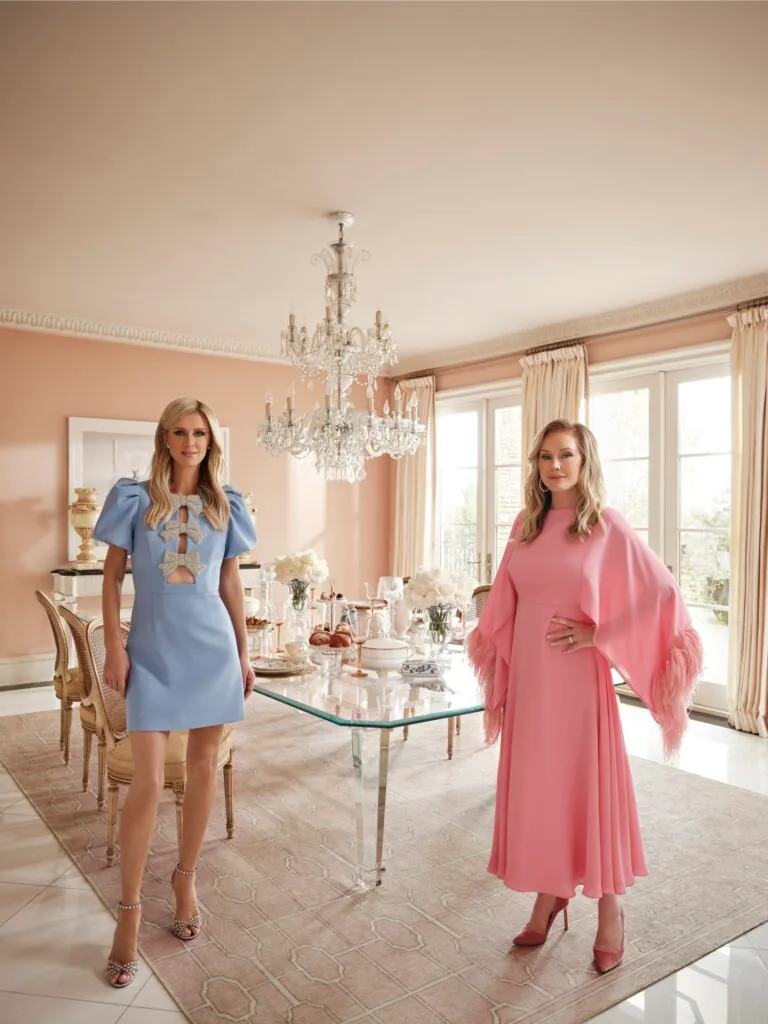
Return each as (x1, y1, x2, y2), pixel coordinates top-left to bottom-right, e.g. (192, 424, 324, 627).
(538, 477, 548, 494)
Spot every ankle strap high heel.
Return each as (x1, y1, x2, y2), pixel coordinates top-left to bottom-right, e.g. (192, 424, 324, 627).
(105, 900, 141, 988)
(171, 864, 201, 941)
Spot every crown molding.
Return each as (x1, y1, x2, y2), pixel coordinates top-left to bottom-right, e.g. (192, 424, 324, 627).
(391, 272, 768, 377)
(0, 307, 287, 364)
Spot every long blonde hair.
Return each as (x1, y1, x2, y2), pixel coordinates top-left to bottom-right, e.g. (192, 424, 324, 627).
(145, 398, 230, 531)
(518, 419, 605, 543)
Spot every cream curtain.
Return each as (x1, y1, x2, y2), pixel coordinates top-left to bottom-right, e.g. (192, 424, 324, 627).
(520, 343, 588, 463)
(393, 375, 436, 576)
(728, 304, 768, 737)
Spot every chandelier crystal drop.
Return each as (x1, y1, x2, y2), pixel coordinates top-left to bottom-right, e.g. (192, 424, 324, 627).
(255, 212, 426, 482)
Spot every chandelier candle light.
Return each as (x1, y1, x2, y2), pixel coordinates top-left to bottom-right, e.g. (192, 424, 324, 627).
(256, 212, 426, 482)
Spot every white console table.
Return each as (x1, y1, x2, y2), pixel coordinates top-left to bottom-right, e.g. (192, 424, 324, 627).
(51, 561, 264, 608)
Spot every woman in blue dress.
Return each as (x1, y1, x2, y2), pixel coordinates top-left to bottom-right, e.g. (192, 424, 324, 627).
(93, 397, 257, 988)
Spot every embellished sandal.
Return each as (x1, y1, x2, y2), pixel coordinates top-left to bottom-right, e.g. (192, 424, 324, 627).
(105, 900, 141, 988)
(171, 864, 201, 940)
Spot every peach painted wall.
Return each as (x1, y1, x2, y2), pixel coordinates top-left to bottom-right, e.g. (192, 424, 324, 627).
(1, 327, 392, 659)
(433, 311, 732, 392)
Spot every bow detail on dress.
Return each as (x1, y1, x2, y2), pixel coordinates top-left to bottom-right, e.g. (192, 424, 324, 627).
(170, 494, 203, 515)
(161, 520, 203, 544)
(160, 551, 205, 578)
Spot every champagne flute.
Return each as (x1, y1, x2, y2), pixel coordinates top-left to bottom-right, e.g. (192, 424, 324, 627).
(349, 606, 370, 678)
(273, 600, 285, 653)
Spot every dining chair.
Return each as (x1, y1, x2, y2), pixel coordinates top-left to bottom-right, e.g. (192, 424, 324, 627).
(83, 619, 236, 866)
(35, 591, 88, 767)
(58, 604, 108, 808)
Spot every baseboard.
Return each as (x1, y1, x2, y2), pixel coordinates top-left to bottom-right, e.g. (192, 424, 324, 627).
(0, 653, 54, 689)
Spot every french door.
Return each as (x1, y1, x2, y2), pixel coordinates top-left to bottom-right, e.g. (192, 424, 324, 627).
(435, 395, 523, 583)
(590, 360, 731, 712)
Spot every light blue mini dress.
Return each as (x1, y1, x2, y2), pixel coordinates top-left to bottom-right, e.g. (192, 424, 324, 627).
(93, 479, 257, 732)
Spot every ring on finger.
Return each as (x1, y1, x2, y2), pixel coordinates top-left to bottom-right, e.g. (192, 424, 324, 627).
(568, 634, 576, 646)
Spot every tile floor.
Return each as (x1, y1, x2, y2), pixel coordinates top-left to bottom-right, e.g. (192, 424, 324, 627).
(1, 687, 767, 1024)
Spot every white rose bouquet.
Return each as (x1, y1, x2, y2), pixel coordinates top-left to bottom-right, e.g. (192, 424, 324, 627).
(274, 549, 329, 609)
(404, 567, 476, 646)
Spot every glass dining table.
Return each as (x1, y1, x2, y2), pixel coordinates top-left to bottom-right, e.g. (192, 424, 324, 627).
(62, 597, 483, 890)
(251, 657, 483, 889)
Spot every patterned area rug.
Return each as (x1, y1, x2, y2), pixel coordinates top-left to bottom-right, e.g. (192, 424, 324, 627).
(2, 699, 768, 1024)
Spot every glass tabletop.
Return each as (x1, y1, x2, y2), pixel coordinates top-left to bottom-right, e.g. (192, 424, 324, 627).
(250, 654, 483, 729)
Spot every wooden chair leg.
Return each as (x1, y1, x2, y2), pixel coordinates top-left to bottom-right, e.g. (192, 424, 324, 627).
(223, 752, 235, 839)
(456, 715, 462, 736)
(63, 701, 73, 766)
(447, 717, 456, 760)
(107, 782, 119, 866)
(97, 733, 107, 811)
(82, 728, 93, 792)
(59, 697, 65, 751)
(173, 782, 185, 863)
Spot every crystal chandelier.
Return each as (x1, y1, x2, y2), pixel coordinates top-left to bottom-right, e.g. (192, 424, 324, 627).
(256, 212, 426, 483)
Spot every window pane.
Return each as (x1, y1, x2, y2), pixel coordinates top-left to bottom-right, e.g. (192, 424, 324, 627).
(679, 454, 730, 529)
(495, 405, 522, 463)
(495, 466, 521, 524)
(679, 529, 730, 609)
(437, 411, 478, 469)
(602, 458, 649, 529)
(441, 524, 479, 577)
(439, 467, 477, 526)
(678, 376, 730, 454)
(495, 525, 514, 572)
(590, 388, 649, 460)
(689, 605, 729, 688)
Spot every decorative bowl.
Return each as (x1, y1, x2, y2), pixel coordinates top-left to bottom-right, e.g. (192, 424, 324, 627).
(361, 637, 411, 672)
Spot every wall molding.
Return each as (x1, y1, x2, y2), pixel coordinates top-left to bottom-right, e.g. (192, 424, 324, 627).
(0, 307, 287, 365)
(2, 270, 767, 374)
(394, 272, 768, 376)
(0, 653, 55, 689)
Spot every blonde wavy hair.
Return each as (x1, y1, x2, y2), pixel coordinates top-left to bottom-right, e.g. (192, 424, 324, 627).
(145, 398, 230, 531)
(518, 419, 605, 543)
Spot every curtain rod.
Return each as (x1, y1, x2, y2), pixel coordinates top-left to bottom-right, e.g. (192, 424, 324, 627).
(391, 302, 738, 382)
(736, 295, 768, 311)
(523, 337, 584, 357)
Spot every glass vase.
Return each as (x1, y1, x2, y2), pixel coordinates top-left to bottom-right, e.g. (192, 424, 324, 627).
(286, 580, 310, 642)
(426, 604, 454, 657)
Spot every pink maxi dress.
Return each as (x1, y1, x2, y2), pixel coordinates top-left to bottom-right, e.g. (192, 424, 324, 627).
(491, 508, 647, 899)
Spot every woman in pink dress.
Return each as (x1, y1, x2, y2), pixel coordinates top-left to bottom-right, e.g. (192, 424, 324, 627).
(467, 419, 703, 973)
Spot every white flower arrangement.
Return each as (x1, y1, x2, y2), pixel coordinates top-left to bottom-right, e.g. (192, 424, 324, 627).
(403, 567, 476, 613)
(274, 549, 329, 586)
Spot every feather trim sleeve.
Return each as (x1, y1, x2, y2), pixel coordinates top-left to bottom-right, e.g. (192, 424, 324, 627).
(465, 513, 522, 744)
(581, 509, 703, 759)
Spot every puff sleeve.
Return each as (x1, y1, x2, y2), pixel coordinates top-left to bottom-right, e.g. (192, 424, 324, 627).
(223, 486, 257, 559)
(93, 478, 143, 554)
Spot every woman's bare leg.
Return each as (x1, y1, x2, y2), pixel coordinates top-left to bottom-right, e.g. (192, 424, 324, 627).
(172, 725, 224, 936)
(108, 731, 168, 982)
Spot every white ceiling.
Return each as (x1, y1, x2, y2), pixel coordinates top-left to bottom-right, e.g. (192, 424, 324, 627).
(1, 1, 767, 372)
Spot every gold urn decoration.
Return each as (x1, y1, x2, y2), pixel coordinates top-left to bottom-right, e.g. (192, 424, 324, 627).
(68, 487, 102, 565)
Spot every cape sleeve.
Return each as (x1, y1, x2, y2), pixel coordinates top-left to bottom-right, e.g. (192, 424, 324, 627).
(93, 478, 142, 554)
(581, 509, 703, 759)
(223, 485, 258, 559)
(465, 512, 523, 744)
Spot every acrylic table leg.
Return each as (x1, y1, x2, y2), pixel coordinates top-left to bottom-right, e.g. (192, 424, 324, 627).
(447, 716, 456, 760)
(350, 727, 391, 889)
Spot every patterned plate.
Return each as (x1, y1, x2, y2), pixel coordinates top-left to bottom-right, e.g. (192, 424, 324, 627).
(251, 656, 315, 677)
